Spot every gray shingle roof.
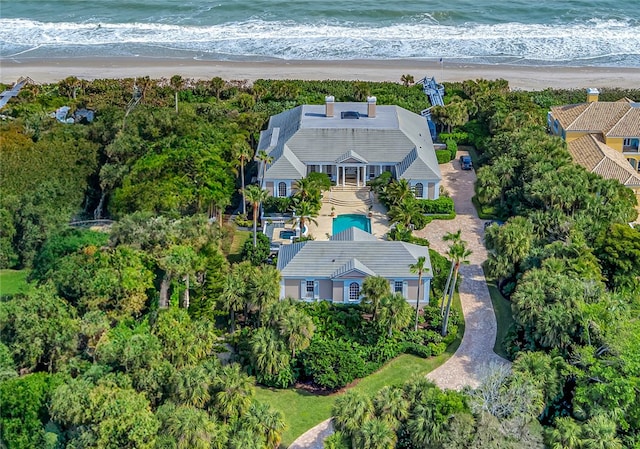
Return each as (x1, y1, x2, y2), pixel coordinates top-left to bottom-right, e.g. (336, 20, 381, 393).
(330, 227, 379, 241)
(332, 258, 376, 278)
(277, 240, 433, 279)
(257, 102, 441, 182)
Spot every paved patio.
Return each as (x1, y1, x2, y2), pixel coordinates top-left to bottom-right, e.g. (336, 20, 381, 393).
(308, 187, 390, 241)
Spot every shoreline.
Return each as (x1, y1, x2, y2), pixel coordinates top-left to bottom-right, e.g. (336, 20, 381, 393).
(2, 57, 640, 90)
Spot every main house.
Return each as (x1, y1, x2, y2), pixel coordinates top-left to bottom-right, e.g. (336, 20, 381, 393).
(277, 227, 432, 303)
(548, 89, 640, 210)
(257, 97, 442, 199)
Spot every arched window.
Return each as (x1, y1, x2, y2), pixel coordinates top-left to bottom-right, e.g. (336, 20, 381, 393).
(349, 282, 360, 301)
(414, 182, 424, 198)
(278, 182, 287, 197)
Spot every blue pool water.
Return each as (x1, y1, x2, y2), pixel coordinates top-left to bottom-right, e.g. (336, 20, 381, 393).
(333, 214, 371, 235)
(279, 230, 297, 239)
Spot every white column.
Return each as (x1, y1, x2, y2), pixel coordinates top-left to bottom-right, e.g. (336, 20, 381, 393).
(319, 164, 323, 173)
(356, 167, 360, 187)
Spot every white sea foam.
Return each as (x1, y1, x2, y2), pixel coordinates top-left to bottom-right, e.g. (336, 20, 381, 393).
(1, 18, 638, 65)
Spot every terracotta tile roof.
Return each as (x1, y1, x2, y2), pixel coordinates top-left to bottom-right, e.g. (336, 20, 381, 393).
(606, 107, 640, 137)
(550, 102, 634, 134)
(550, 103, 589, 129)
(568, 134, 640, 187)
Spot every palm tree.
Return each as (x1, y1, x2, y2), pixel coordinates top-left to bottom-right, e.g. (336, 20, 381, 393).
(400, 74, 415, 87)
(374, 386, 410, 430)
(244, 185, 270, 247)
(278, 309, 315, 358)
(407, 403, 446, 448)
(389, 199, 422, 229)
(209, 76, 225, 99)
(221, 269, 245, 333)
(545, 417, 583, 449)
(162, 404, 222, 449)
(378, 292, 413, 337)
(384, 179, 413, 207)
(245, 401, 286, 449)
(292, 200, 319, 235)
(250, 328, 290, 378)
(170, 365, 211, 408)
(292, 176, 322, 212)
(233, 139, 254, 215)
(228, 428, 264, 449)
(441, 230, 462, 315)
(409, 256, 429, 331)
(248, 265, 280, 321)
(581, 415, 623, 449)
(214, 364, 255, 423)
(170, 74, 184, 113)
(442, 240, 472, 336)
(361, 276, 391, 320)
(360, 418, 397, 449)
(333, 391, 374, 447)
(256, 149, 274, 185)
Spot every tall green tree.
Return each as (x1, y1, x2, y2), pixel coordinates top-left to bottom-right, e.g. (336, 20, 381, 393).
(361, 276, 391, 321)
(440, 230, 462, 315)
(333, 390, 374, 448)
(409, 256, 429, 331)
(244, 185, 270, 247)
(378, 292, 413, 337)
(442, 240, 471, 336)
(233, 139, 254, 216)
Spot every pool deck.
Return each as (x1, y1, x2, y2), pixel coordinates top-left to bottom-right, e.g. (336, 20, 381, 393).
(309, 191, 390, 241)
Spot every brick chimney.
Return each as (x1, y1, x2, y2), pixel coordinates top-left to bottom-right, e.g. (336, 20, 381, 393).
(587, 88, 599, 103)
(367, 96, 377, 118)
(325, 95, 335, 117)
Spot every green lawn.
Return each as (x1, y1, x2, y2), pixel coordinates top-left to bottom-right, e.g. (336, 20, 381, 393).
(256, 293, 464, 447)
(227, 230, 251, 264)
(486, 279, 514, 359)
(0, 269, 30, 296)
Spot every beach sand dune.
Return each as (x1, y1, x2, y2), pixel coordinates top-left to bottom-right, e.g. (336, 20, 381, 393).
(2, 58, 640, 91)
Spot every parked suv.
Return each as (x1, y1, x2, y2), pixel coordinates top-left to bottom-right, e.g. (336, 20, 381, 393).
(459, 155, 473, 170)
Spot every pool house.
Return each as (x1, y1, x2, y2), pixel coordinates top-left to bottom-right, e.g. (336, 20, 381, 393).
(277, 227, 433, 304)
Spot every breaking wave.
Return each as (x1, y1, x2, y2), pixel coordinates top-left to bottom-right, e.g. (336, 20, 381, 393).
(1, 17, 639, 66)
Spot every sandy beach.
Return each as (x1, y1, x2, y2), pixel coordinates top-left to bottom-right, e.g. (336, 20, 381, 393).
(2, 57, 640, 90)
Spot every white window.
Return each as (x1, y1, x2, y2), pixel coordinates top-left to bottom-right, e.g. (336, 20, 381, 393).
(301, 280, 319, 300)
(414, 183, 424, 198)
(278, 182, 287, 197)
(306, 281, 315, 299)
(349, 282, 360, 301)
(394, 281, 404, 293)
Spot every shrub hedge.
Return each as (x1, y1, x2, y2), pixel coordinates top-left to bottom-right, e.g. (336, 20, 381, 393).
(416, 197, 455, 214)
(435, 150, 451, 164)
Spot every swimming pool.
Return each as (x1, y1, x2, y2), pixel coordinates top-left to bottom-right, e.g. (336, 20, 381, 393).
(332, 214, 371, 235)
(279, 229, 297, 240)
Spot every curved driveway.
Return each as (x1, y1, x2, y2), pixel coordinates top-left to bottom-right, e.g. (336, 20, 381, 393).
(288, 151, 509, 448)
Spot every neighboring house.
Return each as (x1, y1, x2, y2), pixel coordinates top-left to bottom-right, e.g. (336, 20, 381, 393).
(277, 227, 432, 303)
(548, 89, 640, 210)
(257, 97, 442, 199)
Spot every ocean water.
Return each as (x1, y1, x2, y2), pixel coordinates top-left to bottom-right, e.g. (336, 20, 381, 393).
(1, 0, 639, 66)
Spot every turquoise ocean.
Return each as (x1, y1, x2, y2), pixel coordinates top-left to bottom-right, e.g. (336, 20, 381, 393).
(1, 0, 639, 66)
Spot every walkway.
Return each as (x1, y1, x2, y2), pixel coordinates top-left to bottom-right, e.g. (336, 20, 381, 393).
(287, 151, 509, 447)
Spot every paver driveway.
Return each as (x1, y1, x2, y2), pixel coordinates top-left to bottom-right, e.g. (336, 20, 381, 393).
(416, 150, 510, 390)
(288, 151, 510, 448)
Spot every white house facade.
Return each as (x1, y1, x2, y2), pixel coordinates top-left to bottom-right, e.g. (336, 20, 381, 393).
(276, 227, 432, 304)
